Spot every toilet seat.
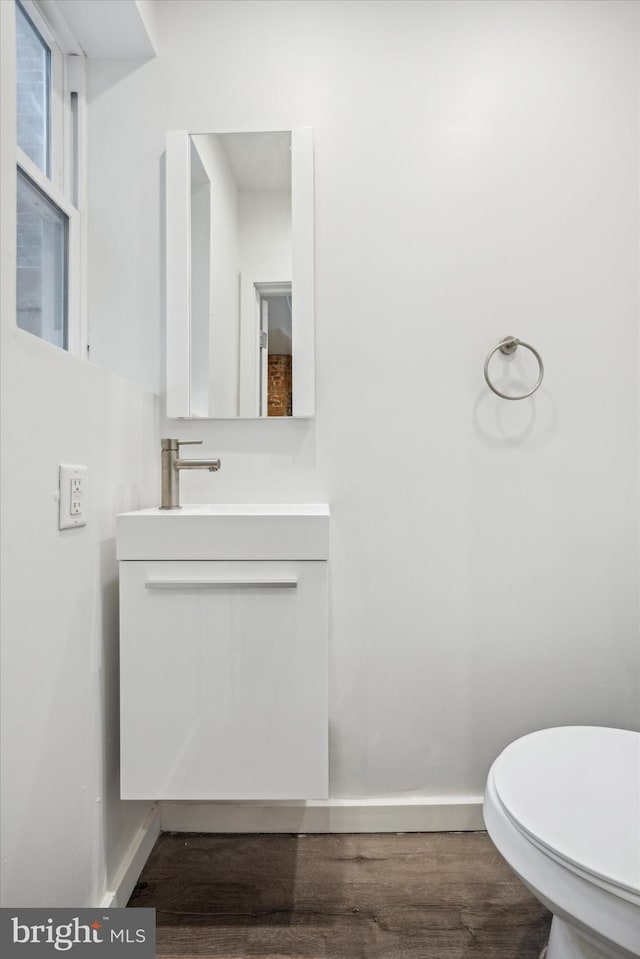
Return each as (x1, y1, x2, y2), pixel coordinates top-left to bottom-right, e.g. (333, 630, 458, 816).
(491, 727, 640, 902)
(484, 726, 640, 959)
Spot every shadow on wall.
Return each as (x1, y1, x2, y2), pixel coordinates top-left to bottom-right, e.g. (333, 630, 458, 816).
(99, 536, 149, 896)
(473, 387, 558, 449)
(87, 59, 153, 104)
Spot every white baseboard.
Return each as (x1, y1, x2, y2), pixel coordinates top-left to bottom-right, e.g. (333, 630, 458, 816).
(160, 797, 485, 834)
(100, 805, 161, 908)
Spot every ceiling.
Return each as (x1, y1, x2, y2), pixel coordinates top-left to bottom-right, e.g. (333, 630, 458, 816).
(218, 131, 291, 192)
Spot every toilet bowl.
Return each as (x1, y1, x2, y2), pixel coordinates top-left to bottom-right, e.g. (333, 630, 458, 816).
(483, 726, 640, 959)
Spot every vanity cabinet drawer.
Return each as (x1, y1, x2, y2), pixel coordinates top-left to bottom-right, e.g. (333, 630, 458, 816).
(119, 560, 328, 800)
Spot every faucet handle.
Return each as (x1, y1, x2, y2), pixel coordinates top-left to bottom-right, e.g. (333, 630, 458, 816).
(161, 438, 203, 451)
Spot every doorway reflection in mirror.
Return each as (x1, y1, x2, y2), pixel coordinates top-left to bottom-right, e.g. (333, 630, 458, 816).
(257, 286, 292, 416)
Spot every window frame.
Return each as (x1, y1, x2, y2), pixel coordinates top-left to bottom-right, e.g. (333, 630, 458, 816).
(17, 146, 81, 354)
(14, 0, 86, 358)
(16, 0, 64, 190)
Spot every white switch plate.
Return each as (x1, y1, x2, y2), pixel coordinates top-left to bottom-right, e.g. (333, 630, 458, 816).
(59, 465, 88, 529)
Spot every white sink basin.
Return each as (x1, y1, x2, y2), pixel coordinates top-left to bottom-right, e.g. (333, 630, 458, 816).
(116, 503, 330, 560)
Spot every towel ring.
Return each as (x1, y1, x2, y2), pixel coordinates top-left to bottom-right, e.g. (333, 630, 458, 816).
(484, 336, 544, 400)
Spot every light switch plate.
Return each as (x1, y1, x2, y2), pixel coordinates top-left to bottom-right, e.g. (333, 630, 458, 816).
(59, 465, 88, 529)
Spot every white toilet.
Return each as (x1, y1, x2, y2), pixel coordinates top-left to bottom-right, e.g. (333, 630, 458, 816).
(483, 726, 640, 959)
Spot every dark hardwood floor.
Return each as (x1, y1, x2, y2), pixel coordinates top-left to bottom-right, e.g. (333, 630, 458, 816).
(128, 832, 551, 959)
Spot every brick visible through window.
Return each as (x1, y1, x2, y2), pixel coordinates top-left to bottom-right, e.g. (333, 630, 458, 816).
(16, 0, 50, 177)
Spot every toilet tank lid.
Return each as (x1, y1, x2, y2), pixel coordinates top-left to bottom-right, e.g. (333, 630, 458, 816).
(491, 726, 640, 896)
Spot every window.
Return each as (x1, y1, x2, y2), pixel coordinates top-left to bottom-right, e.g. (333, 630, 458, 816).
(15, 0, 50, 177)
(14, 0, 83, 354)
(17, 168, 68, 349)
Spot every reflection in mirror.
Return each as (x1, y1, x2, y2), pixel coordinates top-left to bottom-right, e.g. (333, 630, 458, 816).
(166, 128, 314, 419)
(255, 283, 293, 416)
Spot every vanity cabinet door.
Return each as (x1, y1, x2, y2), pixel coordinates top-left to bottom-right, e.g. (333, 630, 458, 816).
(120, 560, 328, 800)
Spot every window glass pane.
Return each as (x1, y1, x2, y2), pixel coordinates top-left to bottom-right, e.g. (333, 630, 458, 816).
(17, 169, 68, 350)
(16, 1, 51, 176)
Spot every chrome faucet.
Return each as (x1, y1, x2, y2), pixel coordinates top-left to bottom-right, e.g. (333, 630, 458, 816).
(160, 438, 221, 509)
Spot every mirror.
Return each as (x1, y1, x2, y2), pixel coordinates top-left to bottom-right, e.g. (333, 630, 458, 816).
(165, 128, 314, 418)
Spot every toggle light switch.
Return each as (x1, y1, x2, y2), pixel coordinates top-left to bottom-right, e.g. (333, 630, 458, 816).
(59, 465, 88, 529)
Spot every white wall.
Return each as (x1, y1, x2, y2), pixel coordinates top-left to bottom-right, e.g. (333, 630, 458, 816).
(0, 1, 160, 906)
(85, 56, 163, 394)
(87, 0, 639, 816)
(196, 135, 242, 417)
(239, 191, 291, 278)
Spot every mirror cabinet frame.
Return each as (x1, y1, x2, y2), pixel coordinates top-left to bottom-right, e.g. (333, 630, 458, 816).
(165, 127, 315, 419)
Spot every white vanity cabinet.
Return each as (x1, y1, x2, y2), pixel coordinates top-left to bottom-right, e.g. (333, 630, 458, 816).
(117, 505, 329, 800)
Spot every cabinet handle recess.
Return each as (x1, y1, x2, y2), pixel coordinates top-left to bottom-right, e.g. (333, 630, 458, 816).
(145, 577, 298, 590)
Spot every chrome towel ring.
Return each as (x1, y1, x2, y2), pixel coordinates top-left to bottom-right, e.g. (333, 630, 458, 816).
(484, 336, 544, 400)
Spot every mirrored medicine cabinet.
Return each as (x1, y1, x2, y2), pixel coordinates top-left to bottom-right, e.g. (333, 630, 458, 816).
(165, 128, 314, 419)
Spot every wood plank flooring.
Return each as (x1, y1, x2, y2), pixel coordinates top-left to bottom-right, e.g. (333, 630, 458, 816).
(128, 832, 551, 959)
